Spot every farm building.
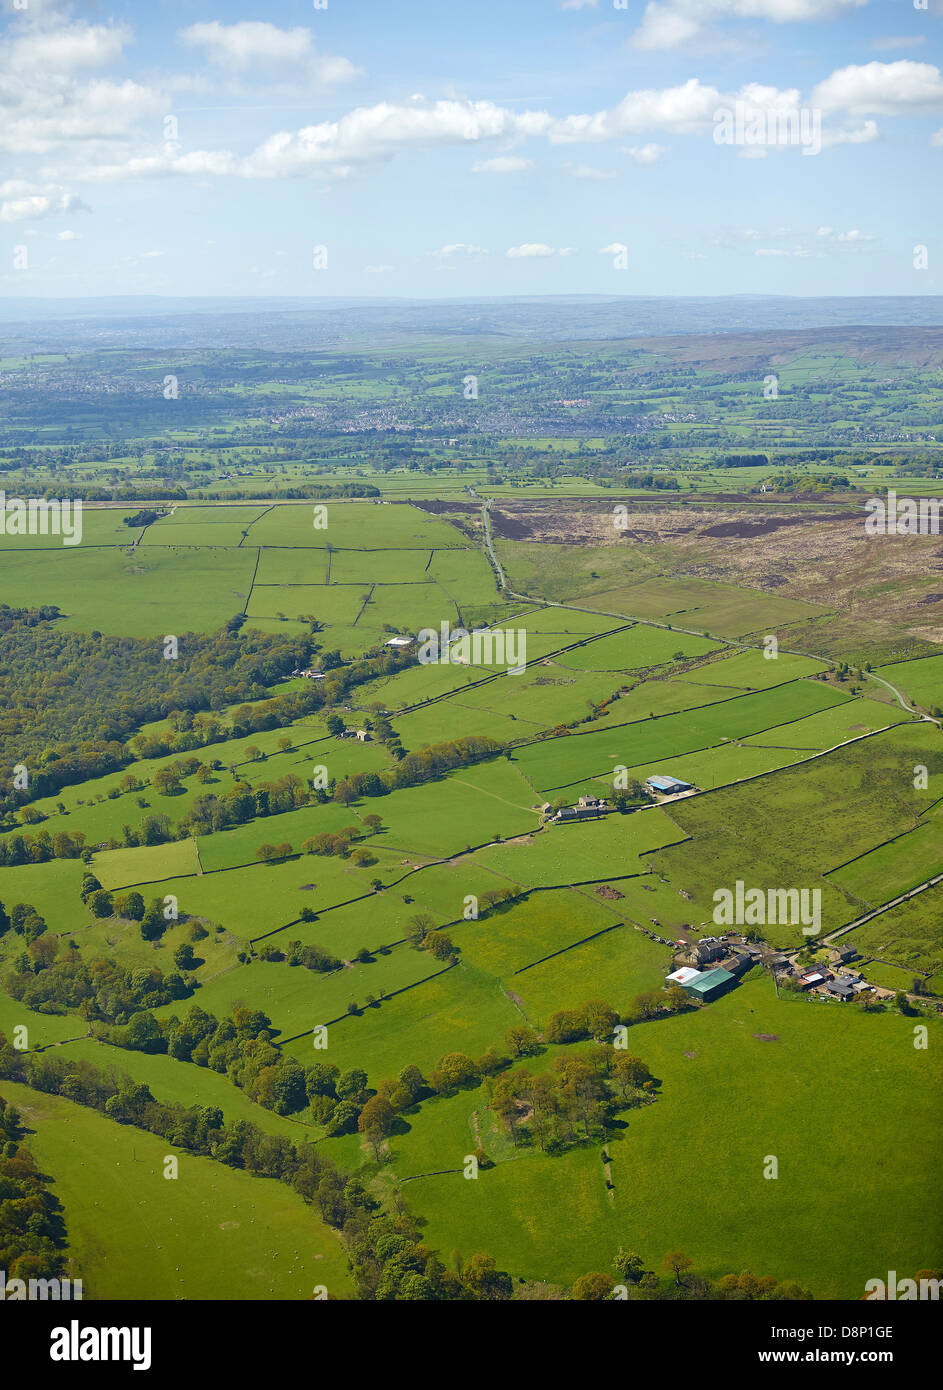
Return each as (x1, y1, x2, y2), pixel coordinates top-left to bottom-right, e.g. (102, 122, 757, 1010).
(823, 978, 856, 1000)
(679, 966, 736, 1001)
(646, 774, 694, 795)
(694, 939, 726, 965)
(829, 945, 859, 965)
(553, 795, 611, 822)
(666, 966, 701, 986)
(384, 636, 413, 648)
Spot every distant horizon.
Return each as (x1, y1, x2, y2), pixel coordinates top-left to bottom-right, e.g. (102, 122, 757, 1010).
(3, 292, 943, 305)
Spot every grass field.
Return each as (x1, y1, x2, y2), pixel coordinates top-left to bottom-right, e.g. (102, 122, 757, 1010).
(379, 976, 943, 1297)
(4, 477, 941, 1303)
(512, 679, 851, 792)
(0, 1081, 354, 1300)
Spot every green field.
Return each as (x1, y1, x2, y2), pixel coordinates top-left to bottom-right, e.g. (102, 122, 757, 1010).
(2, 387, 942, 1308)
(0, 1082, 354, 1300)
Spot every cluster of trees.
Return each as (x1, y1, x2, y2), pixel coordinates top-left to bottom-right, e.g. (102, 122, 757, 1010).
(569, 1249, 813, 1301)
(0, 603, 64, 635)
(0, 899, 50, 947)
(127, 644, 412, 765)
(543, 987, 689, 1045)
(4, 944, 191, 1021)
(0, 828, 88, 866)
(98, 733, 502, 856)
(0, 1032, 512, 1300)
(257, 939, 342, 972)
(0, 622, 320, 816)
(0, 1095, 68, 1283)
(620, 472, 680, 490)
(492, 1048, 654, 1156)
(753, 472, 850, 494)
(333, 735, 504, 804)
(717, 453, 769, 468)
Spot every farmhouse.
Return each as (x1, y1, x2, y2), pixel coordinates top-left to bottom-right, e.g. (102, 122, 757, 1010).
(694, 939, 726, 965)
(553, 795, 611, 822)
(645, 774, 694, 796)
(829, 945, 859, 965)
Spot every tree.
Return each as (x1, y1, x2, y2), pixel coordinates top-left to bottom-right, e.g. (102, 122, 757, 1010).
(407, 913, 434, 945)
(571, 1272, 614, 1301)
(505, 1025, 540, 1057)
(423, 930, 455, 961)
(614, 1249, 645, 1284)
(463, 1253, 512, 1301)
(664, 1250, 692, 1287)
(114, 890, 145, 921)
(431, 1052, 480, 1094)
(336, 1067, 368, 1102)
(358, 1095, 396, 1159)
(173, 943, 196, 971)
(612, 1054, 652, 1099)
(88, 889, 114, 919)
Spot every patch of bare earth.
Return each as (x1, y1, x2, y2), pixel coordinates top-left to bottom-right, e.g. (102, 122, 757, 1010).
(496, 499, 943, 642)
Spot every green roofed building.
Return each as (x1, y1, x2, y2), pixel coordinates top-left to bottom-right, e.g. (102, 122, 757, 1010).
(680, 966, 736, 1001)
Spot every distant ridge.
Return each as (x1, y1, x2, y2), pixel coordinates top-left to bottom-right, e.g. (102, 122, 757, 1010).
(0, 295, 941, 349)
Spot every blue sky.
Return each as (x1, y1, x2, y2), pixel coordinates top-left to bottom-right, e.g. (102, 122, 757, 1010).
(1, 0, 941, 298)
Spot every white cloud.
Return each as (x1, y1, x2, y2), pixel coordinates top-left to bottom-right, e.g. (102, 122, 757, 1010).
(632, 0, 865, 52)
(933, 128, 943, 146)
(820, 119, 880, 148)
(633, 5, 700, 50)
(178, 21, 359, 84)
(623, 143, 668, 164)
(57, 229, 81, 241)
(567, 163, 616, 179)
(36, 54, 924, 194)
(0, 181, 88, 223)
(813, 62, 943, 115)
(817, 227, 874, 242)
(429, 243, 489, 258)
(506, 243, 558, 257)
(471, 155, 534, 173)
(9, 21, 131, 73)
